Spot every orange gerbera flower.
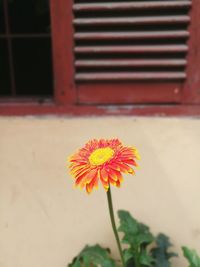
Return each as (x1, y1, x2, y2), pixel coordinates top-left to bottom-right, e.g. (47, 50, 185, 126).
(68, 139, 140, 193)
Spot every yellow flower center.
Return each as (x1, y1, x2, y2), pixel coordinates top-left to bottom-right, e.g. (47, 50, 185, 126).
(89, 147, 114, 166)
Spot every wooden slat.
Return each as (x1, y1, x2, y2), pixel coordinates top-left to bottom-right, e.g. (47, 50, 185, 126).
(75, 59, 187, 67)
(75, 45, 188, 53)
(75, 31, 189, 40)
(73, 1, 191, 11)
(73, 16, 190, 26)
(78, 83, 182, 104)
(76, 72, 186, 81)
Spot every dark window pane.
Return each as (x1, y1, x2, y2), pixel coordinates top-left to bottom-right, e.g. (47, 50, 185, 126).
(13, 38, 53, 96)
(0, 40, 11, 95)
(0, 1, 5, 33)
(9, 0, 50, 34)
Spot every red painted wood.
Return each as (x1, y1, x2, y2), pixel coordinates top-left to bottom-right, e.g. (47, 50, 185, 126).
(50, 0, 76, 104)
(0, 97, 52, 103)
(76, 72, 186, 81)
(73, 16, 190, 26)
(74, 31, 189, 40)
(182, 0, 200, 104)
(75, 45, 188, 54)
(1, 102, 200, 117)
(72, 0, 190, 105)
(77, 83, 182, 104)
(2, 0, 200, 113)
(73, 1, 191, 12)
(75, 59, 187, 67)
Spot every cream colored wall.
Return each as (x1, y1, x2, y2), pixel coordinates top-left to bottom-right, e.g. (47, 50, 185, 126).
(0, 117, 200, 267)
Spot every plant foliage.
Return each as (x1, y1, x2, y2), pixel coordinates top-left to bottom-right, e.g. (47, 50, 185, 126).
(68, 210, 197, 267)
(68, 245, 117, 267)
(182, 247, 200, 267)
(118, 210, 154, 267)
(150, 234, 177, 267)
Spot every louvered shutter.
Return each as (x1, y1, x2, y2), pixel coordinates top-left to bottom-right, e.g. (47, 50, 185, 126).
(52, 0, 200, 105)
(72, 0, 191, 104)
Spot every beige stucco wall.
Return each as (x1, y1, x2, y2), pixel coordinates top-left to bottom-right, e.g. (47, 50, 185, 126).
(0, 116, 200, 267)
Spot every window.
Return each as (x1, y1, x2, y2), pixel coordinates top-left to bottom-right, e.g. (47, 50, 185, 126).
(0, 0, 53, 98)
(0, 0, 200, 115)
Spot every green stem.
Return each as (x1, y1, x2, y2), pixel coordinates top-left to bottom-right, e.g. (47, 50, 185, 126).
(107, 187, 125, 267)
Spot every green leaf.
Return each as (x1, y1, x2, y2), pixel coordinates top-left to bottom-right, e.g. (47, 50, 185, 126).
(150, 234, 177, 267)
(118, 210, 154, 267)
(68, 256, 82, 267)
(134, 233, 154, 248)
(182, 247, 200, 267)
(118, 210, 138, 236)
(118, 210, 154, 248)
(125, 256, 135, 267)
(123, 249, 154, 267)
(68, 245, 117, 267)
(123, 249, 134, 263)
(139, 250, 154, 267)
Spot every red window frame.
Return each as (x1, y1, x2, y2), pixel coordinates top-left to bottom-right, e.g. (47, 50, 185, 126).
(0, 0, 200, 116)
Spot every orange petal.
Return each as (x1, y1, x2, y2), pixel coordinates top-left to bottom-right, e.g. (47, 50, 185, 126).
(109, 163, 120, 171)
(100, 168, 109, 182)
(75, 173, 87, 187)
(116, 180, 121, 187)
(86, 168, 97, 181)
(116, 171, 124, 182)
(123, 159, 138, 167)
(107, 168, 119, 181)
(87, 175, 99, 193)
(118, 162, 135, 174)
(70, 164, 87, 174)
(73, 167, 90, 178)
(108, 176, 117, 186)
(99, 169, 109, 190)
(86, 184, 92, 194)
